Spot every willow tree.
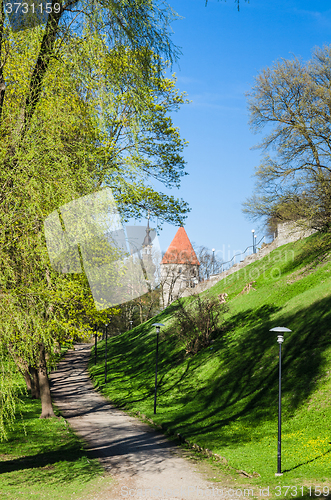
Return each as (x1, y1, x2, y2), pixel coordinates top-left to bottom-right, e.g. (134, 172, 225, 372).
(0, 1, 189, 437)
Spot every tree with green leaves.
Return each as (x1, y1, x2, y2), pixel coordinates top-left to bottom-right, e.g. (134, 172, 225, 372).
(243, 45, 331, 233)
(0, 1, 190, 437)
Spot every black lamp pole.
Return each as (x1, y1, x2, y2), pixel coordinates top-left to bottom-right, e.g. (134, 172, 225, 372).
(152, 323, 164, 414)
(94, 331, 97, 365)
(104, 323, 108, 384)
(277, 334, 282, 475)
(270, 326, 292, 476)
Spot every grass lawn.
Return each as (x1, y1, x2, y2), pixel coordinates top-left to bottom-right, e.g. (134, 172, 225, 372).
(0, 378, 111, 500)
(89, 232, 331, 498)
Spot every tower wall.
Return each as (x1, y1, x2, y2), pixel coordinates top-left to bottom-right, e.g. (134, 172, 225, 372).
(160, 262, 199, 307)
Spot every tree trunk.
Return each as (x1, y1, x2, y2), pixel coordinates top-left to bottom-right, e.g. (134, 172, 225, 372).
(38, 343, 56, 418)
(22, 369, 32, 392)
(29, 366, 40, 399)
(7, 347, 35, 395)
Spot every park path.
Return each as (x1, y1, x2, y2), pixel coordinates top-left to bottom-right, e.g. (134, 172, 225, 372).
(50, 344, 229, 500)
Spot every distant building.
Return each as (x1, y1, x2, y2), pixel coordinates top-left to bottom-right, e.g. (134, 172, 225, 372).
(160, 227, 200, 307)
(140, 215, 156, 288)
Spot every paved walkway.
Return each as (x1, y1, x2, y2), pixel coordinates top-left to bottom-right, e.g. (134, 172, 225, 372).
(50, 344, 228, 500)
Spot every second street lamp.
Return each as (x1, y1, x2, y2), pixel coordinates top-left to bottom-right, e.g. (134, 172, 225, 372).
(94, 326, 98, 365)
(104, 323, 108, 384)
(152, 323, 164, 414)
(252, 229, 255, 253)
(270, 326, 292, 476)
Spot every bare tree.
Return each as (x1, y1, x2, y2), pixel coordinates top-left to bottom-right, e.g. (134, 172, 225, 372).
(169, 294, 228, 355)
(193, 245, 223, 280)
(243, 46, 331, 232)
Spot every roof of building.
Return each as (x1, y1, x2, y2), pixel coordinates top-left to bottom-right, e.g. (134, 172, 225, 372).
(161, 227, 200, 265)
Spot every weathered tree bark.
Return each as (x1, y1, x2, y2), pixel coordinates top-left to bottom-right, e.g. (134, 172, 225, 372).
(29, 366, 40, 399)
(22, 369, 32, 392)
(20, 6, 63, 138)
(38, 343, 56, 418)
(7, 346, 35, 395)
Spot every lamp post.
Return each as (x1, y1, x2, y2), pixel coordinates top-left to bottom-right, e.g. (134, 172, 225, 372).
(129, 320, 133, 330)
(152, 323, 164, 414)
(104, 323, 108, 384)
(252, 229, 255, 253)
(212, 248, 215, 275)
(94, 329, 98, 365)
(254, 234, 257, 253)
(270, 326, 292, 476)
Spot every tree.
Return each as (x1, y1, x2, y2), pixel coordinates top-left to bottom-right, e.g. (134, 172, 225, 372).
(193, 245, 223, 279)
(108, 287, 161, 333)
(0, 0, 180, 131)
(0, 2, 190, 436)
(243, 45, 331, 233)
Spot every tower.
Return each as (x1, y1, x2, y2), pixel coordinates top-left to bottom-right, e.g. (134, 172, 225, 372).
(160, 227, 200, 307)
(141, 211, 156, 290)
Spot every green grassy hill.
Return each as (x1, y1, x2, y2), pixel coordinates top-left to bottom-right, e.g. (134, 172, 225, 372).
(89, 232, 331, 490)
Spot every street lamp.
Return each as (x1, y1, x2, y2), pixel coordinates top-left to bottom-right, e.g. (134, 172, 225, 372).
(129, 320, 133, 330)
(104, 323, 108, 384)
(212, 248, 215, 275)
(152, 323, 164, 414)
(270, 326, 292, 476)
(252, 229, 255, 253)
(94, 327, 98, 365)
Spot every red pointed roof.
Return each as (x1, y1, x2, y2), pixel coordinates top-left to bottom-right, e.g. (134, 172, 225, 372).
(161, 227, 200, 265)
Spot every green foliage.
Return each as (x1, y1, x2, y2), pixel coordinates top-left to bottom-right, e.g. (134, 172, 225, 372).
(0, 0, 190, 435)
(89, 233, 331, 484)
(0, 377, 106, 499)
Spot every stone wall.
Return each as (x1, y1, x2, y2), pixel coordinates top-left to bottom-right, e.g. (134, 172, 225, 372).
(276, 220, 316, 247)
(182, 221, 316, 298)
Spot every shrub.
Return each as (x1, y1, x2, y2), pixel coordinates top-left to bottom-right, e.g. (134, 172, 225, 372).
(170, 295, 228, 355)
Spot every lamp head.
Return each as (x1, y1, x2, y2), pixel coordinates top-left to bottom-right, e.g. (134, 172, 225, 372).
(152, 322, 165, 333)
(270, 327, 292, 344)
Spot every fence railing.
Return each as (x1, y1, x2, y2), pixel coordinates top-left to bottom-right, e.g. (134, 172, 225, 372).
(210, 235, 267, 276)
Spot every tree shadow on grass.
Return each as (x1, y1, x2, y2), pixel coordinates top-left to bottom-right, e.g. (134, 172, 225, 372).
(160, 293, 331, 446)
(0, 444, 101, 483)
(279, 232, 331, 276)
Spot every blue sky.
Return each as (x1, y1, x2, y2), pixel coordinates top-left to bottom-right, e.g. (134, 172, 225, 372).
(153, 0, 331, 262)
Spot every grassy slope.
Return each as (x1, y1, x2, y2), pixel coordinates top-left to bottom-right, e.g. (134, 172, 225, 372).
(89, 232, 331, 490)
(0, 377, 110, 500)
